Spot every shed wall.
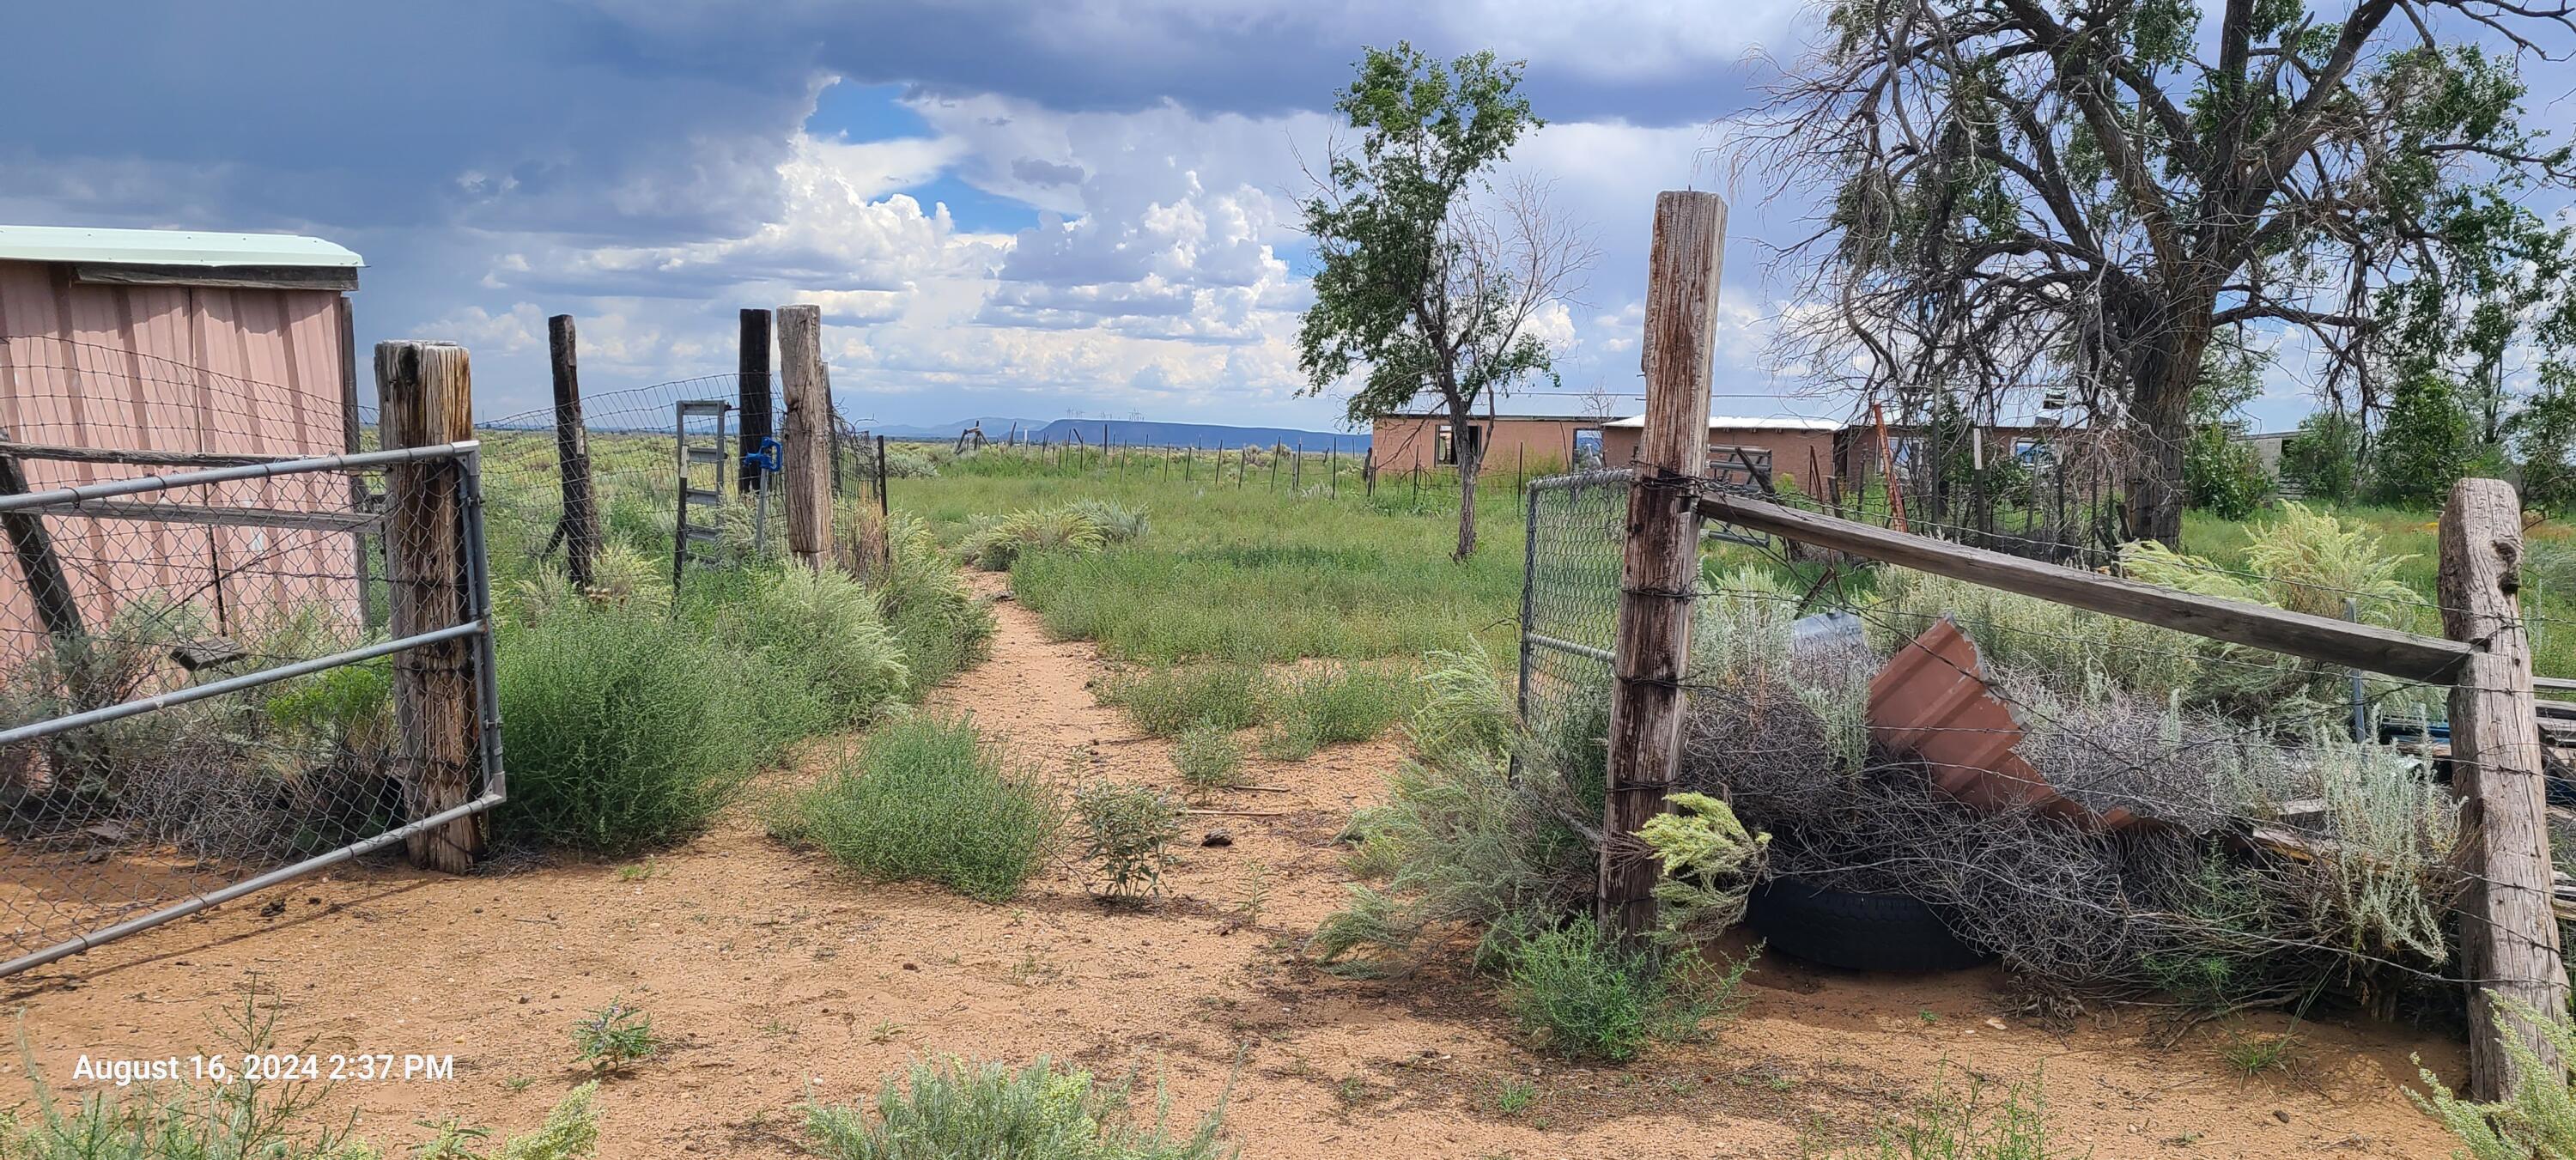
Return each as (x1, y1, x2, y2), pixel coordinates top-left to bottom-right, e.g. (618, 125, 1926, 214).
(0, 260, 360, 668)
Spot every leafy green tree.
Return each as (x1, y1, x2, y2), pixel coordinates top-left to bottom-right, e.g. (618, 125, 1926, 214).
(1297, 44, 1589, 559)
(2372, 370, 2482, 505)
(2182, 336, 2273, 519)
(2280, 410, 2362, 504)
(1749, 0, 2576, 546)
(2511, 369, 2576, 513)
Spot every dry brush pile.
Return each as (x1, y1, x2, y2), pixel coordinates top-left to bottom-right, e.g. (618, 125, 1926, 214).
(1678, 505, 2472, 1013)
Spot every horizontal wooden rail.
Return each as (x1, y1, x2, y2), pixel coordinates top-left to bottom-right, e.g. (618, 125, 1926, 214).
(1697, 492, 2474, 685)
(0, 440, 295, 468)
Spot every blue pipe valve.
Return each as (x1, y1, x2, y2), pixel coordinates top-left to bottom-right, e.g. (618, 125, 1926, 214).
(743, 437, 781, 476)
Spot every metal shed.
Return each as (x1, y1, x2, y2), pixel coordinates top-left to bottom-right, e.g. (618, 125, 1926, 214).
(0, 225, 367, 666)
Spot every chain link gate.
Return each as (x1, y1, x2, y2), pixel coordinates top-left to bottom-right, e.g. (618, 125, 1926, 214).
(0, 442, 501, 977)
(1516, 470, 1634, 788)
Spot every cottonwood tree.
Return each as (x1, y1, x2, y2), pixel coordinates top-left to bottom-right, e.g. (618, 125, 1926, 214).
(1743, 0, 2576, 544)
(1299, 44, 1592, 559)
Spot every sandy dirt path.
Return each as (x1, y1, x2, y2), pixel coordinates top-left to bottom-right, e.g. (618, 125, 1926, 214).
(0, 577, 2466, 1157)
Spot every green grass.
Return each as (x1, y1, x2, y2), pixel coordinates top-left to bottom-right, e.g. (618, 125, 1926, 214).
(1801, 1063, 2081, 1159)
(903, 445, 1526, 665)
(801, 1057, 1232, 1160)
(1259, 663, 1418, 760)
(496, 598, 829, 855)
(1170, 724, 1245, 791)
(1099, 665, 1268, 737)
(1494, 920, 1753, 1063)
(775, 714, 1060, 903)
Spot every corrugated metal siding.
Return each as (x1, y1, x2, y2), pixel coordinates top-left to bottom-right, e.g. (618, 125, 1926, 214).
(0, 260, 359, 667)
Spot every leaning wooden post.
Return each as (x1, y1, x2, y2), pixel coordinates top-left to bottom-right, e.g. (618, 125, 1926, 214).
(378, 340, 484, 874)
(545, 315, 598, 590)
(1599, 191, 1726, 941)
(737, 308, 773, 497)
(775, 305, 831, 572)
(2439, 476, 2569, 1101)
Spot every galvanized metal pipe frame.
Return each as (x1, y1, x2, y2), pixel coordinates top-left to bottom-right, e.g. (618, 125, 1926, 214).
(0, 442, 504, 977)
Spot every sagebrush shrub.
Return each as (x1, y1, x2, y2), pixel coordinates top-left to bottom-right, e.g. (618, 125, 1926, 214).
(2415, 998, 2576, 1159)
(732, 565, 910, 725)
(497, 601, 825, 854)
(802, 1057, 1230, 1160)
(879, 513, 997, 696)
(1075, 782, 1183, 900)
(779, 715, 1060, 903)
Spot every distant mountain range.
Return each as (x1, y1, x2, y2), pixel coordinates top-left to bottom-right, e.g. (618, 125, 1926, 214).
(870, 416, 1366, 452)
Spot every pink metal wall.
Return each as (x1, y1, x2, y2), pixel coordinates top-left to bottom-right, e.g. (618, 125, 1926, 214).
(0, 260, 360, 668)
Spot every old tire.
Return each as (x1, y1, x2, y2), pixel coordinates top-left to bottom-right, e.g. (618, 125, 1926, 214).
(1746, 875, 1991, 974)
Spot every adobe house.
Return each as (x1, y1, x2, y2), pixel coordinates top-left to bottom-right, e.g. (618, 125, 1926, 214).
(0, 224, 367, 665)
(1368, 411, 1609, 475)
(1600, 415, 1843, 490)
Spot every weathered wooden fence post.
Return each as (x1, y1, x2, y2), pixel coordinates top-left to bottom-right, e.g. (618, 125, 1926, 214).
(1600, 191, 1726, 940)
(2439, 477, 2570, 1100)
(546, 315, 598, 590)
(776, 305, 831, 572)
(378, 340, 484, 874)
(738, 308, 773, 497)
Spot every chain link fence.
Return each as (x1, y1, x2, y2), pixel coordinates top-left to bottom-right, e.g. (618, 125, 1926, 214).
(0, 442, 498, 976)
(1515, 470, 1631, 793)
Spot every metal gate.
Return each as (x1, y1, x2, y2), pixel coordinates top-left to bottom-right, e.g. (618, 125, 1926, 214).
(0, 442, 501, 976)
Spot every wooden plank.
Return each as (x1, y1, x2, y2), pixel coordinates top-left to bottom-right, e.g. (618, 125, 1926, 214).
(73, 263, 360, 292)
(1696, 491, 2473, 685)
(775, 305, 830, 572)
(0, 440, 290, 467)
(2440, 477, 2568, 1101)
(1599, 191, 1727, 941)
(377, 340, 484, 875)
(16, 498, 380, 533)
(0, 442, 87, 651)
(547, 314, 598, 589)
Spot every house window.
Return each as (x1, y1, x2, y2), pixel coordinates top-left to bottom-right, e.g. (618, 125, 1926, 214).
(1572, 428, 1603, 468)
(1437, 422, 1484, 465)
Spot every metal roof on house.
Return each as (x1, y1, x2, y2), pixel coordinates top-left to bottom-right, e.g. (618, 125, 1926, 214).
(0, 225, 362, 269)
(1601, 414, 1841, 432)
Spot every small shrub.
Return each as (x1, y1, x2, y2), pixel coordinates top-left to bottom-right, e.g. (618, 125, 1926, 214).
(1171, 725, 1245, 791)
(878, 513, 998, 696)
(1309, 653, 1594, 975)
(1492, 1078, 1539, 1116)
(1259, 664, 1413, 760)
(570, 998, 659, 1072)
(1638, 791, 1768, 944)
(1075, 782, 1183, 901)
(1101, 665, 1267, 737)
(779, 715, 1060, 903)
(732, 564, 911, 725)
(958, 507, 1111, 571)
(1801, 1063, 2079, 1159)
(1495, 920, 1755, 1063)
(497, 601, 825, 854)
(2414, 998, 2576, 1159)
(801, 1057, 1231, 1160)
(1066, 499, 1150, 543)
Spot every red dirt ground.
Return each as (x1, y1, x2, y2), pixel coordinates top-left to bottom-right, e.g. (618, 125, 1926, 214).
(0, 577, 2470, 1157)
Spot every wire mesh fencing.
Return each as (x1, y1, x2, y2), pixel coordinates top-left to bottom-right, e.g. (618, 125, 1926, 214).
(1515, 471, 1630, 792)
(1510, 461, 2576, 1023)
(0, 441, 499, 976)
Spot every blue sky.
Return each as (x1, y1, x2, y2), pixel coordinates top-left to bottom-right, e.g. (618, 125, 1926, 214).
(0, 1, 2565, 434)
